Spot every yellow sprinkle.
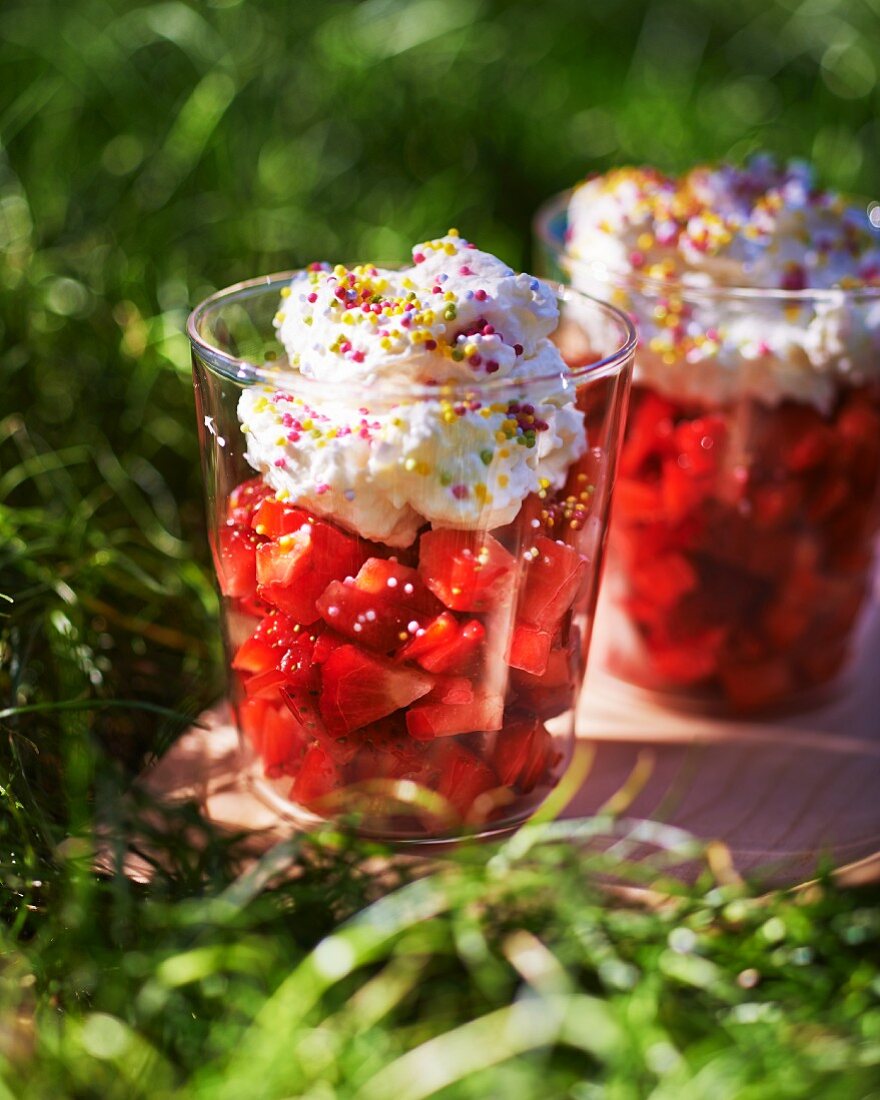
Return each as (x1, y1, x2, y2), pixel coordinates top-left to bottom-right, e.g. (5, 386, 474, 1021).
(498, 474, 509, 488)
(444, 242, 457, 254)
(495, 430, 507, 443)
(444, 291, 456, 302)
(448, 227, 460, 237)
(404, 457, 417, 472)
(333, 264, 347, 278)
(280, 287, 291, 298)
(443, 410, 457, 424)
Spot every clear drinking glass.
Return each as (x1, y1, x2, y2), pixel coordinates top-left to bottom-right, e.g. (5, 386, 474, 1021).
(536, 192, 880, 714)
(188, 272, 634, 839)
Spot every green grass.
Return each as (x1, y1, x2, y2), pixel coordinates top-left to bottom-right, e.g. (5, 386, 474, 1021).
(2, 0, 880, 1095)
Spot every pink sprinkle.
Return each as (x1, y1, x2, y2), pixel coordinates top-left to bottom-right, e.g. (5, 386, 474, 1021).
(459, 265, 473, 276)
(425, 339, 437, 351)
(513, 343, 523, 356)
(358, 407, 369, 414)
(451, 484, 469, 500)
(287, 431, 300, 442)
(307, 292, 318, 303)
(334, 287, 347, 300)
(705, 327, 720, 342)
(482, 324, 495, 335)
(486, 360, 500, 373)
(780, 265, 806, 292)
(273, 458, 287, 468)
(630, 250, 645, 269)
(474, 289, 488, 301)
(469, 354, 482, 367)
(315, 483, 330, 495)
(432, 285, 442, 294)
(757, 341, 771, 356)
(352, 350, 365, 363)
(413, 252, 426, 264)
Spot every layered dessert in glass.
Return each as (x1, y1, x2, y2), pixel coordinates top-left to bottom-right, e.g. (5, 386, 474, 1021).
(536, 158, 880, 712)
(188, 233, 634, 838)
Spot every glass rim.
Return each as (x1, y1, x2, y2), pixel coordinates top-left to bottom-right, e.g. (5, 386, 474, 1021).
(186, 268, 638, 396)
(534, 188, 880, 306)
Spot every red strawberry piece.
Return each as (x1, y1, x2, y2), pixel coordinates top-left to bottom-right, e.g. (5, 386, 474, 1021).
(243, 668, 288, 700)
(215, 523, 261, 599)
(512, 643, 576, 718)
(290, 745, 341, 810)
(281, 682, 328, 740)
(423, 675, 475, 705)
(319, 644, 434, 734)
(433, 743, 499, 821)
(418, 529, 516, 612)
(232, 611, 304, 674)
(251, 496, 310, 538)
(317, 579, 427, 653)
(630, 552, 698, 611)
(660, 459, 707, 524)
(256, 520, 367, 623)
(353, 557, 442, 616)
(261, 705, 307, 777)
(226, 478, 273, 525)
(518, 536, 587, 632)
(312, 629, 347, 664)
(492, 716, 555, 793)
(395, 612, 460, 664)
(672, 415, 727, 477)
(612, 478, 665, 524)
(751, 481, 804, 528)
(406, 618, 486, 675)
(647, 627, 726, 686)
(619, 391, 677, 477)
(349, 719, 435, 785)
(508, 622, 553, 676)
(237, 696, 270, 753)
(406, 690, 504, 740)
(719, 658, 794, 713)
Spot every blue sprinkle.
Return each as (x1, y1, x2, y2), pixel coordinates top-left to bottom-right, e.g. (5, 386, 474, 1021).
(530, 278, 540, 291)
(465, 290, 475, 300)
(344, 489, 355, 501)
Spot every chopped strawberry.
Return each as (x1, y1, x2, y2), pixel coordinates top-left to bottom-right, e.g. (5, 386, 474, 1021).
(243, 668, 288, 700)
(226, 478, 272, 525)
(251, 496, 310, 538)
(232, 611, 303, 674)
(349, 719, 435, 785)
(316, 578, 431, 653)
(612, 478, 665, 524)
(719, 659, 794, 713)
(492, 716, 555, 793)
(647, 627, 727, 686)
(312, 629, 347, 664)
(518, 536, 587, 632)
(237, 696, 270, 753)
(261, 705, 307, 777)
(618, 392, 677, 477)
(353, 558, 442, 616)
(433, 743, 499, 821)
(320, 644, 435, 734)
(400, 616, 485, 675)
(508, 622, 553, 676)
(290, 744, 340, 810)
(672, 415, 727, 477)
(406, 690, 504, 740)
(256, 520, 367, 623)
(395, 612, 460, 664)
(423, 675, 475, 705)
(630, 552, 698, 611)
(418, 529, 516, 612)
(215, 523, 261, 600)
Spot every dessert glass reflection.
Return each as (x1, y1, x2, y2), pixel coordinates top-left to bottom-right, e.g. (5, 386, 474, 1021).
(188, 233, 634, 838)
(536, 160, 880, 713)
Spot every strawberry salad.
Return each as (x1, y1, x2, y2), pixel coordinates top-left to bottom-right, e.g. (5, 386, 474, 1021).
(208, 233, 630, 833)
(560, 158, 880, 710)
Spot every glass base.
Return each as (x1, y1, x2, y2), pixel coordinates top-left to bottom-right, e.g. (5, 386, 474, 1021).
(245, 711, 575, 846)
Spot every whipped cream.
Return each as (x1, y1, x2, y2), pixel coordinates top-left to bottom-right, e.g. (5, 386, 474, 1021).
(564, 157, 880, 409)
(237, 233, 585, 546)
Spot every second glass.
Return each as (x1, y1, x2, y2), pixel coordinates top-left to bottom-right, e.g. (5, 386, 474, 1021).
(189, 274, 634, 839)
(537, 193, 880, 714)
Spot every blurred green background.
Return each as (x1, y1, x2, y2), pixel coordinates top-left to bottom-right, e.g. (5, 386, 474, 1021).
(3, 2, 880, 1096)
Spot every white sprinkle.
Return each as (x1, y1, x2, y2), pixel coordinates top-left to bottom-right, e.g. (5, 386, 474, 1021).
(327, 606, 339, 617)
(365, 609, 377, 621)
(353, 623, 363, 632)
(407, 620, 419, 633)
(403, 583, 414, 595)
(387, 577, 398, 588)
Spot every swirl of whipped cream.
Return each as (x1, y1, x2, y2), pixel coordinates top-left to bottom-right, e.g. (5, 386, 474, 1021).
(237, 232, 585, 546)
(565, 157, 880, 409)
